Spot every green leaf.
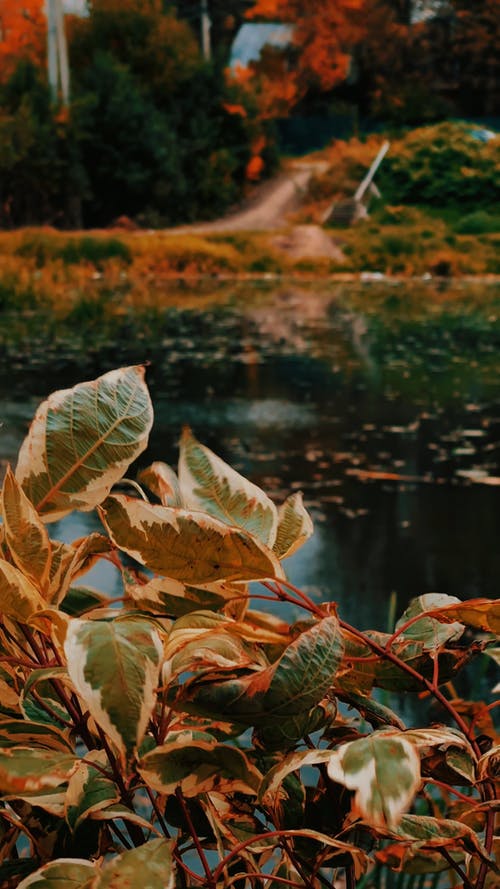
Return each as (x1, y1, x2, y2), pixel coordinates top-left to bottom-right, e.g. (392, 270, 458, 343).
(138, 740, 262, 797)
(1, 466, 51, 591)
(178, 427, 278, 546)
(65, 750, 119, 831)
(0, 558, 47, 621)
(100, 494, 285, 584)
(0, 748, 77, 794)
(17, 859, 96, 889)
(138, 461, 182, 506)
(326, 732, 421, 828)
(64, 617, 163, 757)
(395, 593, 465, 648)
(273, 492, 314, 559)
(95, 838, 176, 889)
(253, 698, 337, 751)
(15, 366, 153, 522)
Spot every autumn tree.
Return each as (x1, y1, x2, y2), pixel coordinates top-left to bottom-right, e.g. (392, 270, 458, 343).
(0, 0, 45, 80)
(244, 0, 365, 114)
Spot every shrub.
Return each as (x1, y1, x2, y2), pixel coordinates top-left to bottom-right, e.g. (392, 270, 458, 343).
(378, 122, 500, 210)
(0, 366, 497, 889)
(454, 211, 500, 235)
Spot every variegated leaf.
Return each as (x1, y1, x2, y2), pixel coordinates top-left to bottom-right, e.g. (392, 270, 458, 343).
(5, 786, 67, 817)
(0, 558, 47, 622)
(427, 597, 500, 635)
(178, 427, 278, 546)
(273, 492, 314, 559)
(374, 813, 494, 873)
(124, 574, 228, 617)
(100, 494, 285, 584)
(0, 717, 73, 753)
(15, 366, 153, 522)
(0, 748, 77, 794)
(402, 726, 476, 784)
(326, 732, 421, 828)
(170, 615, 343, 725)
(47, 533, 112, 606)
(17, 859, 96, 889)
(64, 617, 163, 757)
(138, 461, 182, 506)
(95, 838, 176, 889)
(138, 740, 262, 797)
(65, 750, 119, 831)
(395, 593, 465, 649)
(260, 748, 343, 809)
(1, 466, 51, 591)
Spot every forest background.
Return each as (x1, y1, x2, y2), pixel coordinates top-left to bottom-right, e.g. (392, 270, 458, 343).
(0, 0, 498, 230)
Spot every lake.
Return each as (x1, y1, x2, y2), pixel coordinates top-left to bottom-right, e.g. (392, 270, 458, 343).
(2, 278, 500, 630)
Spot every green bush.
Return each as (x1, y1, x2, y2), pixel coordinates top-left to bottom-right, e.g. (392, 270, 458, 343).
(378, 122, 500, 210)
(454, 210, 500, 235)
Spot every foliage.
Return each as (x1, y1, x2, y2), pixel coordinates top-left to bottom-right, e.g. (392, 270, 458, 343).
(0, 366, 498, 888)
(0, 1, 267, 227)
(0, 0, 45, 81)
(377, 123, 500, 210)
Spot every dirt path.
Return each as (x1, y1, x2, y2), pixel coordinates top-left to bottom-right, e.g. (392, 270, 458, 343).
(169, 159, 345, 261)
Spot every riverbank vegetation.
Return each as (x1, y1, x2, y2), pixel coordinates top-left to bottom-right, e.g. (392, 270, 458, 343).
(0, 366, 498, 888)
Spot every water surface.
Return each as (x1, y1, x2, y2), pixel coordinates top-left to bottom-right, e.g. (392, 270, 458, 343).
(2, 279, 500, 629)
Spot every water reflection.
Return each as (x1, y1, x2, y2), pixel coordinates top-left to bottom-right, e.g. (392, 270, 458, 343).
(2, 280, 500, 628)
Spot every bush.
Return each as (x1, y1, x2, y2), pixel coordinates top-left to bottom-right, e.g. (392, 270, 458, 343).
(378, 122, 500, 209)
(0, 366, 497, 889)
(454, 210, 500, 234)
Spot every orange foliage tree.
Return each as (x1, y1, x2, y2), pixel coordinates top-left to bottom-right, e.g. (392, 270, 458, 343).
(246, 0, 365, 111)
(0, 0, 45, 80)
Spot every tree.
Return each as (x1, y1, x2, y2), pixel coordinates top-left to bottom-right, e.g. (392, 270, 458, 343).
(0, 0, 45, 80)
(246, 0, 365, 107)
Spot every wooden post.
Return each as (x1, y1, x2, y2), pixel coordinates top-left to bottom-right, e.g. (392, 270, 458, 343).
(354, 140, 390, 203)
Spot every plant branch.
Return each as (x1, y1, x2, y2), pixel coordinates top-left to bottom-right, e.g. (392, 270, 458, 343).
(175, 788, 215, 888)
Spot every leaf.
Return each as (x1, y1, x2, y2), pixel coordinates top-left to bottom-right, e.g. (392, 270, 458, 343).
(403, 726, 476, 784)
(326, 732, 421, 828)
(0, 558, 47, 622)
(15, 366, 153, 522)
(178, 427, 278, 546)
(0, 718, 73, 753)
(273, 492, 314, 559)
(1, 466, 51, 591)
(100, 494, 285, 584)
(260, 748, 344, 810)
(374, 813, 495, 873)
(138, 740, 263, 797)
(253, 699, 337, 751)
(0, 748, 77, 794)
(64, 617, 163, 758)
(427, 598, 500, 634)
(17, 859, 96, 889)
(95, 838, 176, 889)
(124, 574, 228, 617)
(65, 750, 119, 832)
(138, 461, 182, 506)
(395, 593, 465, 649)
(172, 616, 343, 725)
(478, 747, 500, 782)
